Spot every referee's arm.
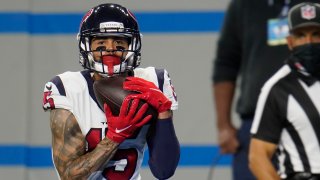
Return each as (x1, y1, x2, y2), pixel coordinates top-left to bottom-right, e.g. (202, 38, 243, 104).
(249, 138, 280, 180)
(249, 82, 284, 180)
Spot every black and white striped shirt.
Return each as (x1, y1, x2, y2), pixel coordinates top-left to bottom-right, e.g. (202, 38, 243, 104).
(251, 64, 320, 179)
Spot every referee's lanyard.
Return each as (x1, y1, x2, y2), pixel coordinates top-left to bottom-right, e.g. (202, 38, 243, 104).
(267, 0, 290, 46)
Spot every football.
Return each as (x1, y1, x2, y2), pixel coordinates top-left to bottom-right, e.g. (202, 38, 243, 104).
(93, 75, 158, 119)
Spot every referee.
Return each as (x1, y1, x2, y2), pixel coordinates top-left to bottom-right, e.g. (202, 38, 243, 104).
(249, 2, 320, 180)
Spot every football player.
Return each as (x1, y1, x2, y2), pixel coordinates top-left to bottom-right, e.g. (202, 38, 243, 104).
(42, 3, 180, 180)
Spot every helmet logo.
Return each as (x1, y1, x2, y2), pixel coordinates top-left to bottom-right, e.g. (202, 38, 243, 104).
(80, 8, 94, 27)
(100, 22, 124, 32)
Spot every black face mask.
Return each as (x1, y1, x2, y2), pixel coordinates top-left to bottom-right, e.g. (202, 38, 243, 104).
(291, 43, 320, 78)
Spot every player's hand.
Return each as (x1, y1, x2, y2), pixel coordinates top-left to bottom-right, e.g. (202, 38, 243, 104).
(218, 124, 239, 154)
(105, 98, 152, 143)
(123, 77, 172, 113)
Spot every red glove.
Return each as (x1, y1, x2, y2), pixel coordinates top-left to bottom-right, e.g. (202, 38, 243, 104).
(123, 77, 172, 113)
(105, 98, 152, 143)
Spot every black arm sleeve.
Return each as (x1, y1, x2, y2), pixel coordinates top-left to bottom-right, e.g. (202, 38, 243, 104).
(212, 0, 243, 83)
(147, 117, 180, 180)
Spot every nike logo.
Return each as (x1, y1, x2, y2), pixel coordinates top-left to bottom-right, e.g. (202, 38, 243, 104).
(115, 125, 132, 133)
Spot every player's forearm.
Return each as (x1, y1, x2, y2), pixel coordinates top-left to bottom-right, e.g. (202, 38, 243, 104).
(60, 138, 119, 179)
(147, 117, 180, 179)
(51, 109, 119, 179)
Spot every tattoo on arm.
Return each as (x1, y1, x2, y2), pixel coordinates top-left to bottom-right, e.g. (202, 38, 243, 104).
(50, 109, 119, 180)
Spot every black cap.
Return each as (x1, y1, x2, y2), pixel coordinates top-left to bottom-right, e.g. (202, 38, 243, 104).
(288, 2, 320, 32)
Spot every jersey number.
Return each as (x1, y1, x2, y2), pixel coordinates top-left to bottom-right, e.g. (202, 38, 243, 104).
(86, 128, 138, 180)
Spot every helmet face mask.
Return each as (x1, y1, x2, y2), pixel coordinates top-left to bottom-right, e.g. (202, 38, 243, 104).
(78, 3, 142, 76)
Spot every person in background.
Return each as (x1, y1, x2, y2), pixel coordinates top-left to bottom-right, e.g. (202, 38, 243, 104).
(250, 2, 320, 180)
(42, 3, 180, 180)
(212, 0, 319, 179)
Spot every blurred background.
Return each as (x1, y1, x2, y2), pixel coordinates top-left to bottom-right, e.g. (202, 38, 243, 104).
(0, 0, 236, 179)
